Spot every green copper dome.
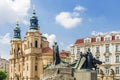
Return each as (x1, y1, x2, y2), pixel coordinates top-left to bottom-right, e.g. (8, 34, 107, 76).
(41, 35, 47, 41)
(29, 9, 39, 30)
(13, 22, 21, 39)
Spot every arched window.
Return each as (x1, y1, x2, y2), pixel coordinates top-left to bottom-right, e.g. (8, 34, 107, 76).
(41, 44, 42, 48)
(30, 43, 32, 47)
(28, 41, 29, 48)
(19, 64, 20, 71)
(35, 40, 38, 48)
(35, 65, 37, 71)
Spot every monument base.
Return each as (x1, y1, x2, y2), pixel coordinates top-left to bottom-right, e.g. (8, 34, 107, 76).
(40, 67, 75, 80)
(74, 69, 97, 80)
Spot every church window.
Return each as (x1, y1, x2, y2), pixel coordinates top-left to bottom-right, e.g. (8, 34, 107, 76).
(19, 65, 20, 71)
(35, 65, 37, 71)
(14, 49, 15, 53)
(27, 63, 28, 71)
(35, 40, 38, 48)
(36, 57, 37, 60)
(30, 43, 32, 47)
(28, 41, 29, 48)
(41, 44, 42, 48)
(18, 48, 20, 52)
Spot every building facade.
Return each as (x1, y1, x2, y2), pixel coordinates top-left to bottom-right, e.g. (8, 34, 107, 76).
(9, 10, 53, 80)
(0, 57, 9, 73)
(71, 33, 120, 80)
(60, 50, 71, 63)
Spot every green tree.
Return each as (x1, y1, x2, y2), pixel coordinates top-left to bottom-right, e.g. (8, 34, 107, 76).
(0, 70, 7, 80)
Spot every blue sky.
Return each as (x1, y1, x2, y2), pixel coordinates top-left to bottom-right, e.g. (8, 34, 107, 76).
(0, 0, 120, 59)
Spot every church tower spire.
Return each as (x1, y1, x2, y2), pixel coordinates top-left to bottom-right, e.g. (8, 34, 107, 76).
(29, 8, 39, 30)
(13, 21, 21, 39)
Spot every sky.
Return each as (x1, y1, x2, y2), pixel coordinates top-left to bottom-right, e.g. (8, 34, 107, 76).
(0, 0, 120, 59)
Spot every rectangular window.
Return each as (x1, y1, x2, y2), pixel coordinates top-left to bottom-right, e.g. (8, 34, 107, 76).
(105, 37, 107, 41)
(96, 68, 99, 74)
(105, 56, 109, 63)
(96, 38, 100, 42)
(116, 45, 119, 52)
(85, 39, 91, 43)
(96, 47, 100, 53)
(116, 56, 119, 63)
(116, 36, 119, 40)
(88, 39, 90, 43)
(105, 37, 110, 41)
(73, 49, 74, 54)
(77, 48, 80, 54)
(105, 44, 109, 52)
(105, 68, 109, 75)
(115, 67, 119, 74)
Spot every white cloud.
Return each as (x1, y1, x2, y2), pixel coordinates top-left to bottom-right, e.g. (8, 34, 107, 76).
(55, 5, 85, 29)
(0, 0, 30, 25)
(91, 31, 120, 36)
(0, 33, 11, 44)
(43, 33, 56, 47)
(74, 5, 86, 11)
(56, 12, 82, 29)
(73, 12, 80, 16)
(0, 33, 11, 59)
(22, 19, 29, 26)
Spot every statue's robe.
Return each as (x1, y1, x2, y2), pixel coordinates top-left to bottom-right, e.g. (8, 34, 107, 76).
(86, 52, 94, 69)
(53, 44, 61, 65)
(74, 55, 86, 69)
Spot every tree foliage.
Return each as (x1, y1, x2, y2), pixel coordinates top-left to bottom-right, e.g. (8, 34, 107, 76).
(0, 70, 7, 80)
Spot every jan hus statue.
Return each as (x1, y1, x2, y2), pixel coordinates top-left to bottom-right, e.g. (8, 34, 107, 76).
(53, 42, 61, 65)
(72, 48, 102, 70)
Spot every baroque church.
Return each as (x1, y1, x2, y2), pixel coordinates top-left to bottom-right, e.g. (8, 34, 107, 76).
(9, 9, 53, 80)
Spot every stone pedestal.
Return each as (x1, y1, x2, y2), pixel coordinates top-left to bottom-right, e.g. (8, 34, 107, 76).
(74, 69, 97, 80)
(40, 67, 75, 80)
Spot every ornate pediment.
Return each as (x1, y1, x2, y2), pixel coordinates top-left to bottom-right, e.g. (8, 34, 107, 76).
(104, 52, 112, 56)
(104, 64, 111, 68)
(95, 52, 100, 57)
(115, 51, 120, 55)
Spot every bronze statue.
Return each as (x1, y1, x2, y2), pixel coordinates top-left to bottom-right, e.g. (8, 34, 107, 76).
(53, 42, 61, 65)
(72, 48, 102, 70)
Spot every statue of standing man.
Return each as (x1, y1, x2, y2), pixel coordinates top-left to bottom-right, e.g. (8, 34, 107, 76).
(53, 42, 61, 65)
(86, 48, 94, 70)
